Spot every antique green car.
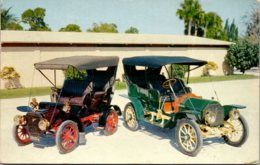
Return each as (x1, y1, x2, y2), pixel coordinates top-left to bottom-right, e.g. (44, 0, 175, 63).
(122, 56, 248, 156)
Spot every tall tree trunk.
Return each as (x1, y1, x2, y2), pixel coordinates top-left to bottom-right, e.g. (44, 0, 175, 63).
(188, 20, 192, 35)
(195, 25, 198, 36)
(204, 25, 208, 37)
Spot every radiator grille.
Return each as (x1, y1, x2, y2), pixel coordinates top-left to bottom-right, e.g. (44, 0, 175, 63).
(203, 103, 224, 126)
(26, 112, 43, 137)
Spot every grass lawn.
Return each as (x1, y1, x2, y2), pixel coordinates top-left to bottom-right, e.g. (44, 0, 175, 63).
(0, 74, 258, 99)
(0, 87, 52, 99)
(187, 74, 259, 83)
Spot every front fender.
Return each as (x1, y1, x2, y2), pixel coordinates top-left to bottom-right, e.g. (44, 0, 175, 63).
(223, 104, 246, 118)
(109, 105, 122, 116)
(128, 97, 144, 121)
(177, 110, 201, 122)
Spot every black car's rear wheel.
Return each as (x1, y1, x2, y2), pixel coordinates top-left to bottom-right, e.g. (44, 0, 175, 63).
(124, 103, 139, 131)
(56, 120, 79, 154)
(175, 118, 203, 157)
(13, 125, 31, 146)
(223, 115, 248, 147)
(103, 109, 118, 136)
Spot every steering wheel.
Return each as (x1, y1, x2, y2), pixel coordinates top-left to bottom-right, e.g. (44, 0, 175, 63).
(162, 78, 177, 89)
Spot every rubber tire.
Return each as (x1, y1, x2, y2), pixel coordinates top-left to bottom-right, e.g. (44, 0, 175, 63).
(223, 115, 249, 147)
(56, 120, 79, 154)
(124, 102, 139, 131)
(103, 109, 118, 136)
(175, 118, 203, 157)
(13, 125, 31, 146)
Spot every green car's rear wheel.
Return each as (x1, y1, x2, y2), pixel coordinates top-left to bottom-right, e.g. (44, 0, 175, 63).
(124, 103, 139, 131)
(223, 115, 248, 147)
(175, 118, 203, 157)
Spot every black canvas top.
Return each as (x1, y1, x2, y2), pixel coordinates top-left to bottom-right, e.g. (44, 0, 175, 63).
(34, 56, 119, 70)
(123, 56, 207, 68)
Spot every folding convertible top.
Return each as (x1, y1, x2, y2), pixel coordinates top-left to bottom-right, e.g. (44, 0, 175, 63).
(34, 55, 119, 70)
(123, 56, 207, 68)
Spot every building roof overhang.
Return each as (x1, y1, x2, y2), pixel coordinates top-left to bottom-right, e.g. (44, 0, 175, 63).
(1, 30, 233, 48)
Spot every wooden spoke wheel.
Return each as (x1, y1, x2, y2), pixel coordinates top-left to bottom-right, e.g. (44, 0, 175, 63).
(175, 118, 203, 156)
(223, 115, 248, 147)
(103, 109, 119, 136)
(13, 125, 31, 146)
(56, 120, 79, 154)
(124, 103, 139, 131)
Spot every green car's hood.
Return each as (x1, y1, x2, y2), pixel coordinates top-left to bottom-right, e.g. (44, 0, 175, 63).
(180, 97, 220, 112)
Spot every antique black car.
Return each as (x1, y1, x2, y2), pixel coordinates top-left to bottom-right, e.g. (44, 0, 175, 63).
(122, 56, 248, 156)
(13, 56, 121, 154)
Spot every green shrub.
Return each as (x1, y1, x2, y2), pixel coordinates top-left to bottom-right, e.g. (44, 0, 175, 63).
(225, 41, 259, 74)
(170, 64, 189, 78)
(63, 66, 87, 80)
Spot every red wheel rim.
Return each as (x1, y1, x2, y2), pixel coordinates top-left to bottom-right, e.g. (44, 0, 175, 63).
(16, 125, 30, 144)
(60, 124, 78, 151)
(105, 111, 118, 134)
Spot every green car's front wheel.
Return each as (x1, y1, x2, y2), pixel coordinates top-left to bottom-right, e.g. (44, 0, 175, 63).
(175, 118, 203, 157)
(124, 103, 139, 131)
(223, 115, 249, 147)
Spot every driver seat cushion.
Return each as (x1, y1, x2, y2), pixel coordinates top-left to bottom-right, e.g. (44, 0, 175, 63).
(89, 91, 106, 109)
(57, 81, 93, 106)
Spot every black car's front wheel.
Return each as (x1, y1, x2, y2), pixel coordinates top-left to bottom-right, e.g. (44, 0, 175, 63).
(124, 103, 139, 131)
(223, 115, 249, 147)
(175, 118, 203, 157)
(56, 120, 79, 154)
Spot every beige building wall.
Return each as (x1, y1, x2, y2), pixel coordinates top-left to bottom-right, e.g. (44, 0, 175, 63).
(1, 46, 228, 89)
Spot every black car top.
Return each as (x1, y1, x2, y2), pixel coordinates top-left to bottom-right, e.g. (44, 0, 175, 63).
(34, 55, 119, 70)
(123, 56, 207, 68)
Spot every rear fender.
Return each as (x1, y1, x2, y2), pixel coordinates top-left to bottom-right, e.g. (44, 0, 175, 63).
(109, 105, 122, 116)
(128, 97, 144, 121)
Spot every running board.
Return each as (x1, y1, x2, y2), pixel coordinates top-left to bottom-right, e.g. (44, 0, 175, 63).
(79, 132, 86, 145)
(144, 116, 171, 128)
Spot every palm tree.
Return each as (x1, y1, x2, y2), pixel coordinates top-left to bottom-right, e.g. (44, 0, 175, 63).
(1, 7, 18, 30)
(176, 0, 203, 35)
(193, 11, 205, 36)
(203, 12, 212, 37)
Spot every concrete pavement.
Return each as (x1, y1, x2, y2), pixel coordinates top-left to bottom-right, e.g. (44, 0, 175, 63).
(0, 79, 259, 164)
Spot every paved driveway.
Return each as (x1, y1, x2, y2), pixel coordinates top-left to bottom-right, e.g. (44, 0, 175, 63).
(0, 79, 259, 164)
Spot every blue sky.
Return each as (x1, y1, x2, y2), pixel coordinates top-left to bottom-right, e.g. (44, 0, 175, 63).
(2, 0, 258, 35)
